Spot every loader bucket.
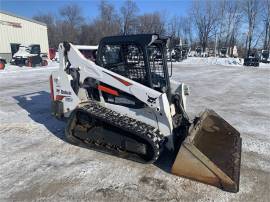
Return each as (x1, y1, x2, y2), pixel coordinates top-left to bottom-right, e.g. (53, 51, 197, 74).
(171, 109, 241, 192)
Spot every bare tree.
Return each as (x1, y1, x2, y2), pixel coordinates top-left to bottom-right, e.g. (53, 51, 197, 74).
(58, 4, 84, 44)
(215, 0, 227, 51)
(179, 16, 193, 45)
(167, 15, 193, 47)
(60, 4, 84, 27)
(75, 1, 121, 45)
(262, 0, 270, 50)
(78, 23, 99, 45)
(167, 15, 178, 37)
(191, 0, 219, 51)
(33, 13, 58, 48)
(136, 12, 165, 35)
(93, 0, 121, 39)
(243, 0, 261, 56)
(120, 0, 139, 35)
(32, 0, 267, 53)
(222, 0, 242, 56)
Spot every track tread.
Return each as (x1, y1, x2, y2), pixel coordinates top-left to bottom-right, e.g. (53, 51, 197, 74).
(66, 101, 165, 163)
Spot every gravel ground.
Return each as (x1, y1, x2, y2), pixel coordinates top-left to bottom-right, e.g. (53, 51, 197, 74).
(0, 63, 269, 201)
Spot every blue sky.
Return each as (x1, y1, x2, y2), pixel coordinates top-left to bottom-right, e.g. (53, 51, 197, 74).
(0, 0, 191, 20)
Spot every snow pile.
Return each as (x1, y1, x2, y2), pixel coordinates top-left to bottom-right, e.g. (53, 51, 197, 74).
(259, 62, 270, 68)
(179, 57, 270, 68)
(179, 57, 243, 67)
(0, 61, 58, 73)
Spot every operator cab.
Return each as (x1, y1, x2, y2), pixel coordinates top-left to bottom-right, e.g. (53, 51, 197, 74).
(96, 34, 170, 95)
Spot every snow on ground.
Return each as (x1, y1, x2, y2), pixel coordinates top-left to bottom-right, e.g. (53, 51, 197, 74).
(0, 61, 58, 73)
(179, 56, 270, 68)
(259, 62, 270, 68)
(0, 62, 270, 201)
(179, 57, 243, 66)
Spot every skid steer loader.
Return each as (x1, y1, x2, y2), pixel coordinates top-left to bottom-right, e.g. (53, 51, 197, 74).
(50, 34, 241, 192)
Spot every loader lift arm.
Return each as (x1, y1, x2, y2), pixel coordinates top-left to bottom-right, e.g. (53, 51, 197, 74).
(60, 40, 174, 139)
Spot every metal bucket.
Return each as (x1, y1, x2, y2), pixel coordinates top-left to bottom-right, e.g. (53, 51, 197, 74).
(171, 109, 241, 192)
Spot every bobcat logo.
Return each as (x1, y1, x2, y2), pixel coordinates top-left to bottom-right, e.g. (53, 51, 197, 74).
(147, 96, 157, 104)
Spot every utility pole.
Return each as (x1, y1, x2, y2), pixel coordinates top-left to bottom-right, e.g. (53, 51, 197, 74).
(214, 32, 218, 57)
(264, 20, 269, 50)
(245, 32, 249, 58)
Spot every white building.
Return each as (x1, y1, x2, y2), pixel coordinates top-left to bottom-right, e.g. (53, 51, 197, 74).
(0, 11, 49, 62)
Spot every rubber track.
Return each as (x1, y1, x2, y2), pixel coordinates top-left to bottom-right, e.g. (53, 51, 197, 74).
(73, 101, 165, 163)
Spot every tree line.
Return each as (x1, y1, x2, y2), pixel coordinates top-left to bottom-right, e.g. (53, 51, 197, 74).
(33, 0, 269, 57)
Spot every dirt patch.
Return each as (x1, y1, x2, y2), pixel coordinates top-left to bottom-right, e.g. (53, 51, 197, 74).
(7, 178, 80, 202)
(139, 176, 168, 190)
